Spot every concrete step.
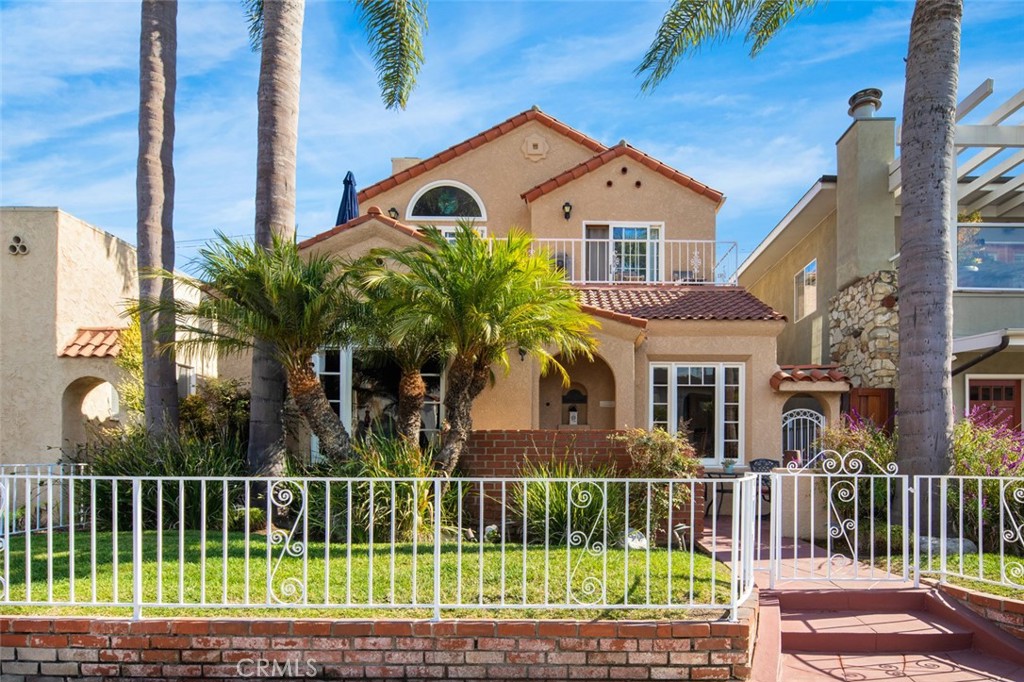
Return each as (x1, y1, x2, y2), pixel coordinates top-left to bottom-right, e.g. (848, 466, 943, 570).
(781, 608, 974, 653)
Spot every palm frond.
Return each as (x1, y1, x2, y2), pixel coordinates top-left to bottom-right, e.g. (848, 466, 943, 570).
(242, 0, 264, 52)
(636, 0, 758, 93)
(746, 0, 818, 56)
(354, 0, 429, 110)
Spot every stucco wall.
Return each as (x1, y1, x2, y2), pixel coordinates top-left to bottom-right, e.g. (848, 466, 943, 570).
(953, 291, 1024, 338)
(1, 209, 131, 464)
(742, 212, 837, 366)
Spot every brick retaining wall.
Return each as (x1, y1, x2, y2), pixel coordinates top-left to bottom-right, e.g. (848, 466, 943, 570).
(460, 430, 705, 538)
(1, 611, 756, 681)
(936, 583, 1024, 641)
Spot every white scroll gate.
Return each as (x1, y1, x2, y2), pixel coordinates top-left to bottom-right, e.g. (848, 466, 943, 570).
(781, 408, 825, 459)
(768, 450, 910, 587)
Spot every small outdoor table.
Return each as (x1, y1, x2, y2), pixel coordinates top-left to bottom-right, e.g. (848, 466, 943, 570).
(704, 470, 744, 519)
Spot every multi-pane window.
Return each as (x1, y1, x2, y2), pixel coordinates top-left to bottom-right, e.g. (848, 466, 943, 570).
(794, 259, 817, 320)
(585, 223, 662, 282)
(650, 363, 743, 462)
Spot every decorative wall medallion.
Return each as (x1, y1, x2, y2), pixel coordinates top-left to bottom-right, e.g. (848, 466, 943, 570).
(521, 133, 549, 162)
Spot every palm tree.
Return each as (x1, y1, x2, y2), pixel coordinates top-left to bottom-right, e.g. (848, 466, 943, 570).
(138, 234, 356, 465)
(637, 0, 961, 475)
(136, 0, 180, 436)
(243, 0, 429, 476)
(364, 226, 599, 475)
(347, 260, 446, 444)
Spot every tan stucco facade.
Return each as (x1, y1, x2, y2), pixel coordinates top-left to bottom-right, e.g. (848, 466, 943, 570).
(1, 208, 215, 465)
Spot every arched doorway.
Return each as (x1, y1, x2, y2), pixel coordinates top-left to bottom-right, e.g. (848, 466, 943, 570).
(62, 376, 121, 458)
(539, 354, 615, 429)
(781, 394, 826, 459)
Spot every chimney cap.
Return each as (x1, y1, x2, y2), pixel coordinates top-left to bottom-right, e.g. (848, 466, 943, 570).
(848, 88, 883, 119)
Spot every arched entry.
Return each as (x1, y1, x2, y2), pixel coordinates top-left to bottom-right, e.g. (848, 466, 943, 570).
(781, 394, 825, 460)
(539, 354, 615, 429)
(62, 376, 121, 457)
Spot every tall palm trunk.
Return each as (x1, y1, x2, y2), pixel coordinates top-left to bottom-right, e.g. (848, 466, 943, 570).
(288, 363, 350, 463)
(248, 0, 305, 476)
(438, 356, 489, 476)
(137, 0, 179, 436)
(397, 368, 427, 443)
(897, 0, 961, 476)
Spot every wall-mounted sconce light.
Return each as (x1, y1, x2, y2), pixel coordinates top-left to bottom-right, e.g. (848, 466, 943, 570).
(387, 207, 400, 219)
(518, 348, 527, 362)
(568, 404, 579, 426)
(562, 201, 572, 221)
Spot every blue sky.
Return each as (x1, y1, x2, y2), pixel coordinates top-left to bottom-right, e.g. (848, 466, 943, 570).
(2, 0, 1022, 263)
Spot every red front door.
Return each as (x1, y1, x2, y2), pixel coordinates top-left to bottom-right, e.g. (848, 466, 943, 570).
(968, 379, 1022, 430)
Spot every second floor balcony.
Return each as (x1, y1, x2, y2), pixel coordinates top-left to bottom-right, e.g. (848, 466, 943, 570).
(532, 236, 739, 285)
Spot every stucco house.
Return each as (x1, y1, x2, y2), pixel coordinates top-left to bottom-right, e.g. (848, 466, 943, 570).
(291, 108, 848, 468)
(737, 83, 1024, 430)
(0, 207, 215, 465)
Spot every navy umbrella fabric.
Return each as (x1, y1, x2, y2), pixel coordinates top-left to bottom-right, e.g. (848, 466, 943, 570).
(335, 171, 359, 226)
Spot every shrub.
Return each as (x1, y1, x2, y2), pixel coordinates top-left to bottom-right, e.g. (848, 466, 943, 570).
(814, 413, 898, 521)
(512, 459, 627, 546)
(293, 433, 459, 543)
(948, 408, 1024, 553)
(179, 378, 250, 446)
(609, 427, 701, 522)
(71, 427, 248, 531)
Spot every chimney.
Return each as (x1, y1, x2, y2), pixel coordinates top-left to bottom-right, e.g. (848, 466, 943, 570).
(848, 88, 883, 119)
(391, 157, 421, 175)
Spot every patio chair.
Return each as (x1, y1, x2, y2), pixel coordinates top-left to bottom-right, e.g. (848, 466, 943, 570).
(748, 458, 779, 513)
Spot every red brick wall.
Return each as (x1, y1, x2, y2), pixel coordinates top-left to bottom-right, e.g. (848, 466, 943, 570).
(460, 429, 705, 537)
(937, 583, 1024, 641)
(1, 614, 755, 680)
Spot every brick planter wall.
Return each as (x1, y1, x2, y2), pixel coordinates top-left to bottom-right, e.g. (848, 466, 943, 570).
(936, 583, 1024, 641)
(1, 611, 756, 680)
(460, 430, 705, 538)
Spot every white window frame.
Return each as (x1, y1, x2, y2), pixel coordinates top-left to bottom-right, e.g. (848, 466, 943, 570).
(582, 220, 665, 283)
(406, 179, 488, 222)
(794, 259, 818, 320)
(648, 362, 745, 465)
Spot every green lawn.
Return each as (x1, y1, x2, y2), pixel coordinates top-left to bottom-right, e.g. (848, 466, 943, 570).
(1, 531, 733, 619)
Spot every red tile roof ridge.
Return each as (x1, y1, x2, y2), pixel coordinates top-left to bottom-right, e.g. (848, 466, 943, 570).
(357, 108, 608, 202)
(521, 142, 725, 206)
(298, 206, 428, 250)
(770, 364, 849, 390)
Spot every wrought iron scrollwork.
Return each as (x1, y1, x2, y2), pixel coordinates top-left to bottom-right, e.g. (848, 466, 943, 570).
(268, 481, 306, 605)
(566, 481, 606, 605)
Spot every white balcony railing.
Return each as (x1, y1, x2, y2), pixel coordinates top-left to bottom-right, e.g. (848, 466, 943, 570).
(532, 239, 739, 285)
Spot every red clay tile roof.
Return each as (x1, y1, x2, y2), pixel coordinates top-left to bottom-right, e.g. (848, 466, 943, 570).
(578, 286, 784, 322)
(357, 108, 608, 203)
(60, 327, 124, 358)
(298, 206, 428, 250)
(770, 364, 849, 390)
(521, 142, 725, 206)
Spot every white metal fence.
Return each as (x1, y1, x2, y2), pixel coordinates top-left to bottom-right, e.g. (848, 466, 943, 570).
(0, 473, 758, 620)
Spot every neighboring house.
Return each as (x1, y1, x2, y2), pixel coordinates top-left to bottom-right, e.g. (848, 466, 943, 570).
(0, 207, 214, 465)
(293, 108, 848, 467)
(738, 83, 1024, 430)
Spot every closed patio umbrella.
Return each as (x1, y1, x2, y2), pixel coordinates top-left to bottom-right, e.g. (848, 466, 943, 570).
(335, 171, 359, 226)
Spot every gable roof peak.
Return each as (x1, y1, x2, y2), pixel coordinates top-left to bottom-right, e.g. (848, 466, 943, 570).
(358, 108, 607, 203)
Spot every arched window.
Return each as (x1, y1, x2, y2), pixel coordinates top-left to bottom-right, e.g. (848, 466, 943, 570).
(407, 181, 486, 220)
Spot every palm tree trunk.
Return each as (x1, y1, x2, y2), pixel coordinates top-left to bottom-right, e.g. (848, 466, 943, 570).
(897, 0, 961, 476)
(438, 356, 489, 476)
(247, 0, 305, 476)
(137, 0, 179, 437)
(288, 363, 351, 463)
(397, 368, 427, 443)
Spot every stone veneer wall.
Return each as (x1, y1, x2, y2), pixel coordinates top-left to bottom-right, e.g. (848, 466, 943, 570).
(0, 612, 757, 680)
(829, 270, 899, 388)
